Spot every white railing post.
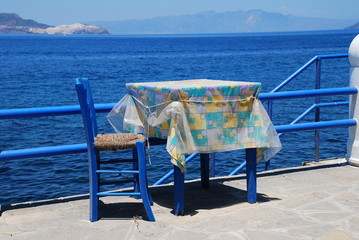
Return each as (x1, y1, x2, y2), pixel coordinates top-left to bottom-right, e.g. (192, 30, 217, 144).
(347, 34, 359, 167)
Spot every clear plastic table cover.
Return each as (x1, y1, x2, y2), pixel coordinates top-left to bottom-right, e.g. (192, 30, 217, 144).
(108, 79, 282, 173)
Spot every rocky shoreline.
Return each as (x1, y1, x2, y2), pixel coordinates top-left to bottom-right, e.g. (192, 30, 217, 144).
(0, 13, 109, 34)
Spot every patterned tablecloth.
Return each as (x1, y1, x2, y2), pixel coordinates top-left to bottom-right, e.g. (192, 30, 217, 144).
(108, 79, 281, 172)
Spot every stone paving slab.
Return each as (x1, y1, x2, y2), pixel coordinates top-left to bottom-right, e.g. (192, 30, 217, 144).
(0, 159, 358, 240)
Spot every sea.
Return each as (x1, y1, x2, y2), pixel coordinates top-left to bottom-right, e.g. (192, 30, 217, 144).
(1, 29, 358, 205)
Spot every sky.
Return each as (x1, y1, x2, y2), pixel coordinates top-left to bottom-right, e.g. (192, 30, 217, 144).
(1, 0, 358, 26)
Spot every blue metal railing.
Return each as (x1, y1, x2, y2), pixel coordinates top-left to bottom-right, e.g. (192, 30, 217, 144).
(259, 87, 356, 100)
(0, 143, 88, 160)
(0, 53, 355, 189)
(0, 104, 115, 160)
(0, 103, 115, 119)
(266, 53, 349, 164)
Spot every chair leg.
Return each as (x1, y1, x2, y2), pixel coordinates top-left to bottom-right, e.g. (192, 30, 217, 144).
(132, 148, 141, 199)
(132, 147, 153, 203)
(136, 141, 155, 221)
(142, 147, 154, 205)
(145, 172, 153, 205)
(89, 192, 99, 222)
(89, 148, 100, 222)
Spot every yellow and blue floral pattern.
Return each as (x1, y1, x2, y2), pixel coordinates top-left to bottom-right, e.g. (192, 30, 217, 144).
(108, 79, 282, 173)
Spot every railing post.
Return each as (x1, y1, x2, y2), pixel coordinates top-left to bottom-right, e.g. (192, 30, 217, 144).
(315, 58, 321, 161)
(347, 34, 359, 167)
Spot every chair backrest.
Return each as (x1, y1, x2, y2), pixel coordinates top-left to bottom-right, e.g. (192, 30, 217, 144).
(76, 78, 99, 145)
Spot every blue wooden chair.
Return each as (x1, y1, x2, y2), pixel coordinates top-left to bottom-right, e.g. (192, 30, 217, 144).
(75, 78, 155, 222)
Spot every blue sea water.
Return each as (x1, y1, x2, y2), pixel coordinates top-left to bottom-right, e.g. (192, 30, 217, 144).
(0, 29, 358, 205)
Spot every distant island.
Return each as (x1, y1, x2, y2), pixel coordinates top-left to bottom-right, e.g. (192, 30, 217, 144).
(346, 21, 359, 30)
(0, 13, 109, 34)
(88, 10, 358, 35)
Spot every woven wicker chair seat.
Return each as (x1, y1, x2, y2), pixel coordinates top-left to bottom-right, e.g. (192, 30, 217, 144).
(94, 133, 145, 151)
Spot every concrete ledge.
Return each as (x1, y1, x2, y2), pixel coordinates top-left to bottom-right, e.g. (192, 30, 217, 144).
(1, 159, 358, 240)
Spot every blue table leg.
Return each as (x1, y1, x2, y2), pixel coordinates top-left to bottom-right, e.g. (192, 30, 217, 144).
(200, 153, 210, 188)
(173, 165, 184, 215)
(246, 148, 257, 203)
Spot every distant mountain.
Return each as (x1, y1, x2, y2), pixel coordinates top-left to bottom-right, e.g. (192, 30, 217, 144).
(0, 13, 109, 34)
(0, 13, 51, 33)
(88, 10, 356, 34)
(346, 21, 359, 29)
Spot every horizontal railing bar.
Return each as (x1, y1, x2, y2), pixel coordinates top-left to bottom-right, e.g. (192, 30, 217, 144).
(93, 103, 117, 113)
(275, 119, 356, 133)
(259, 87, 357, 101)
(317, 53, 348, 59)
(0, 143, 88, 160)
(0, 103, 116, 119)
(0, 137, 168, 161)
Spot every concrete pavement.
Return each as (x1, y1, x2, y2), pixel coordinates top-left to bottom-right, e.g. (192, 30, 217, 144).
(1, 159, 358, 240)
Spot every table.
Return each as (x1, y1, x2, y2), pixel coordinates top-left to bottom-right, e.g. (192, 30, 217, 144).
(108, 79, 281, 214)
